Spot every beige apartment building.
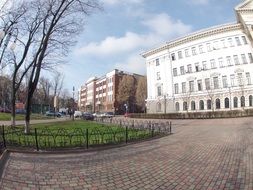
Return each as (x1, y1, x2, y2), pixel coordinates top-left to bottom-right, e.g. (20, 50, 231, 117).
(78, 69, 144, 114)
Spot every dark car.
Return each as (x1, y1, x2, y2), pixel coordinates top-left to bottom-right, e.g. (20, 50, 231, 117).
(82, 112, 94, 121)
(0, 107, 11, 113)
(45, 111, 62, 117)
(16, 109, 26, 114)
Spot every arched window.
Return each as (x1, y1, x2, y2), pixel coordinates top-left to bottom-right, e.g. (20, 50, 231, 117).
(207, 99, 212, 110)
(191, 101, 196, 110)
(224, 98, 229, 109)
(216, 98, 220, 109)
(234, 97, 238, 108)
(183, 102, 188, 111)
(175, 102, 180, 111)
(241, 96, 245, 107)
(199, 100, 204, 110)
(250, 95, 253, 107)
(157, 102, 161, 112)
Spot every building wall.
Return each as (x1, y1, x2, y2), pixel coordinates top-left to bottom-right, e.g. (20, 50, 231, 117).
(144, 1, 253, 113)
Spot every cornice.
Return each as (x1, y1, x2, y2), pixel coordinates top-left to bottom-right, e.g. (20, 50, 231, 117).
(142, 23, 242, 58)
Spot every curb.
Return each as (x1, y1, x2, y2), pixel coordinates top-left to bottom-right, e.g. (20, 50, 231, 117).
(0, 150, 10, 179)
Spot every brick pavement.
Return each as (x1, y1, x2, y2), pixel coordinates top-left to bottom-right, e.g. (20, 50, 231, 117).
(0, 117, 253, 189)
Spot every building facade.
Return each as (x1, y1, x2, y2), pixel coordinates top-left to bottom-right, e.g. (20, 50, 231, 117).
(79, 69, 144, 114)
(142, 0, 253, 113)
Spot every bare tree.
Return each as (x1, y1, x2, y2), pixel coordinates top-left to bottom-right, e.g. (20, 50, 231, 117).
(23, 0, 100, 133)
(135, 76, 147, 112)
(52, 71, 64, 98)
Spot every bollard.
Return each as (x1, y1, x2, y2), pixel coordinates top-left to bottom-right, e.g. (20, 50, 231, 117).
(169, 121, 172, 134)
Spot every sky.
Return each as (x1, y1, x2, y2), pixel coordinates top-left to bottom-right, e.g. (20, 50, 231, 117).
(2, 0, 242, 94)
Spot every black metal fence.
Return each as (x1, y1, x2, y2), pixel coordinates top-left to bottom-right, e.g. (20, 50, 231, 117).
(0, 121, 172, 151)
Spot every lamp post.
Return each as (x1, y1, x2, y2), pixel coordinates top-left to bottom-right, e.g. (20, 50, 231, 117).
(72, 86, 75, 121)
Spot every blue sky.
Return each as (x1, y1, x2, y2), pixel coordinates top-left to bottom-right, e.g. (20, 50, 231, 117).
(55, 0, 241, 93)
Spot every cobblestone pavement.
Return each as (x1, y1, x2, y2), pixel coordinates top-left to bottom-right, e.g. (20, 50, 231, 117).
(1, 117, 253, 190)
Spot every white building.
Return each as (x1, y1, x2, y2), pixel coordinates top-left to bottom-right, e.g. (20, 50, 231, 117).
(142, 0, 253, 113)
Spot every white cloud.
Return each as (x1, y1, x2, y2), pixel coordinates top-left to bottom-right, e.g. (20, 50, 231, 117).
(76, 13, 192, 57)
(142, 13, 192, 37)
(114, 54, 146, 74)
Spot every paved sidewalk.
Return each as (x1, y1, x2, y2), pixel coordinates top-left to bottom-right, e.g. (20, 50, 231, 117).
(0, 117, 253, 189)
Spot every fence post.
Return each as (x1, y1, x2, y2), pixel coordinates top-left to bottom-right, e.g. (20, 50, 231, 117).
(86, 129, 89, 149)
(125, 126, 128, 144)
(2, 125, 6, 148)
(120, 120, 122, 127)
(35, 128, 39, 151)
(169, 121, 172, 134)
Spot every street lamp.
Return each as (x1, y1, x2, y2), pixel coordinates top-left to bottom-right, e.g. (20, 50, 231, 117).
(72, 86, 75, 121)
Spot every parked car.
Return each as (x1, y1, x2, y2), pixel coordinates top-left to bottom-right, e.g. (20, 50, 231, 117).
(82, 112, 94, 120)
(93, 112, 102, 118)
(74, 111, 82, 118)
(45, 111, 62, 117)
(0, 107, 11, 113)
(102, 112, 114, 118)
(16, 109, 26, 114)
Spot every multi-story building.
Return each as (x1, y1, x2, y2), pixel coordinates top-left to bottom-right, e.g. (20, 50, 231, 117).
(142, 0, 253, 113)
(79, 69, 144, 114)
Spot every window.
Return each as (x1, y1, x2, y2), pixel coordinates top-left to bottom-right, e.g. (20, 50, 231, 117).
(241, 96, 245, 107)
(218, 57, 224, 67)
(199, 45, 204, 53)
(242, 36, 248, 45)
(207, 99, 212, 110)
(228, 38, 233, 47)
(191, 101, 196, 110)
(199, 100, 204, 110)
(182, 82, 186, 93)
(227, 56, 232, 66)
(234, 55, 240, 65)
(171, 53, 176, 61)
(205, 78, 211, 90)
(178, 51, 183, 59)
(156, 58, 160, 66)
(195, 63, 200, 72)
(221, 39, 226, 48)
(241, 54, 247, 64)
(187, 64, 192, 73)
(249, 95, 253, 106)
(225, 98, 230, 109)
(185, 49, 190, 57)
(189, 81, 194, 92)
(197, 80, 202, 91)
(222, 76, 228, 88)
(180, 66, 185, 75)
(234, 97, 238, 108)
(216, 99, 221, 109)
(175, 102, 180, 111)
(157, 102, 162, 112)
(213, 77, 219, 89)
(235, 37, 241, 46)
(202, 61, 207, 70)
(238, 73, 243, 86)
(213, 41, 219, 50)
(157, 72, 161, 80)
(174, 83, 179, 94)
(173, 68, 178, 76)
(248, 53, 253, 63)
(230, 74, 235, 86)
(183, 102, 188, 111)
(210, 59, 216, 68)
(157, 86, 162, 96)
(192, 47, 197, 55)
(246, 72, 251, 85)
(206, 43, 212, 51)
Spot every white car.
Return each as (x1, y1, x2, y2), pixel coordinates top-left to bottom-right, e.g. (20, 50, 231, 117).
(74, 111, 82, 118)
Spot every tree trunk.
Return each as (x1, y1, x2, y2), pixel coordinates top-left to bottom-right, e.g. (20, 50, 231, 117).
(11, 80, 16, 127)
(24, 90, 33, 134)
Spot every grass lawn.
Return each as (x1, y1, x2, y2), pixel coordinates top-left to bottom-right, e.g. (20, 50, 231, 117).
(0, 113, 52, 121)
(3, 120, 153, 149)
